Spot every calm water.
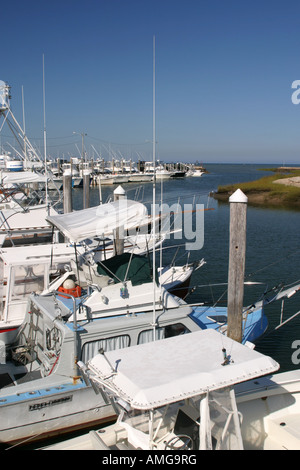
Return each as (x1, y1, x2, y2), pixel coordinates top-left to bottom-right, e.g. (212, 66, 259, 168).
(73, 163, 300, 372)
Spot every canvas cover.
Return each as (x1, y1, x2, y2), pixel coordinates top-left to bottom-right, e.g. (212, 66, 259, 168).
(1, 171, 47, 185)
(46, 199, 148, 243)
(88, 329, 279, 410)
(96, 253, 157, 286)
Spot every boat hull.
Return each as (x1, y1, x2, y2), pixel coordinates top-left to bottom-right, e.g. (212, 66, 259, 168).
(190, 305, 268, 344)
(0, 381, 115, 445)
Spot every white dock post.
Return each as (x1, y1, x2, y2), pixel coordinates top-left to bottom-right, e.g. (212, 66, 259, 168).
(113, 186, 126, 255)
(227, 189, 248, 343)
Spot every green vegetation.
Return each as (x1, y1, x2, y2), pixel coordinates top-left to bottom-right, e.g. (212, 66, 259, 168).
(214, 169, 300, 208)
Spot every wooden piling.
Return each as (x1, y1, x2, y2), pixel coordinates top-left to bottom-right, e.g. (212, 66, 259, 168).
(63, 173, 72, 214)
(83, 173, 90, 209)
(227, 189, 248, 343)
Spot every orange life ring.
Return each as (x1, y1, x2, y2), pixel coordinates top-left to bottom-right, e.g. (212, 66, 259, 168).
(57, 285, 82, 299)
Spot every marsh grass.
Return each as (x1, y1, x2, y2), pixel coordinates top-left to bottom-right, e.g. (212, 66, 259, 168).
(216, 169, 300, 206)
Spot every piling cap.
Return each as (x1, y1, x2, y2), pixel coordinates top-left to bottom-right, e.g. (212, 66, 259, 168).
(114, 185, 126, 195)
(229, 188, 248, 203)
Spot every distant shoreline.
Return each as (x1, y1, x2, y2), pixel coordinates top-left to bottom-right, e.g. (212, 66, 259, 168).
(212, 167, 300, 209)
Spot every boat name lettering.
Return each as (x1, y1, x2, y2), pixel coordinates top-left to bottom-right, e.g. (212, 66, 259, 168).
(29, 395, 72, 411)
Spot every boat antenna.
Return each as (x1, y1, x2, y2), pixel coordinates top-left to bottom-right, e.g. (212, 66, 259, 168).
(152, 35, 157, 341)
(42, 54, 49, 211)
(21, 85, 27, 168)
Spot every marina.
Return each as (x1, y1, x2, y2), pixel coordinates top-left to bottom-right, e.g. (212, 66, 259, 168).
(2, 1, 300, 450)
(1, 78, 300, 450)
(0, 163, 299, 450)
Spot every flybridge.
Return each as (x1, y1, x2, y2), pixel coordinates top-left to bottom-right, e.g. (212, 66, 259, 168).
(0, 81, 10, 112)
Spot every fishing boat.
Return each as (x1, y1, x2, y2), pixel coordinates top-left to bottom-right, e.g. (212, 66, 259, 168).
(0, 242, 84, 345)
(0, 204, 60, 247)
(191, 169, 205, 177)
(0, 278, 204, 445)
(0, 242, 280, 446)
(98, 174, 130, 185)
(40, 328, 281, 450)
(128, 172, 153, 183)
(1, 244, 295, 447)
(0, 211, 297, 446)
(0, 197, 165, 337)
(0, 189, 201, 444)
(0, 80, 63, 225)
(170, 170, 186, 178)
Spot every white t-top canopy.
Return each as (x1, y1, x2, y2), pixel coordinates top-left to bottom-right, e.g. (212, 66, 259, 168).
(1, 171, 47, 185)
(46, 199, 148, 243)
(0, 204, 58, 231)
(88, 329, 279, 410)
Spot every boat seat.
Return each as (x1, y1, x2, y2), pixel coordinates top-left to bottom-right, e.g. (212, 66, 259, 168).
(156, 405, 199, 450)
(70, 259, 111, 288)
(81, 263, 111, 287)
(119, 422, 150, 450)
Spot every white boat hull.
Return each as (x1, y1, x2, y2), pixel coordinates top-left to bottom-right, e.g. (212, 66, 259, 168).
(236, 369, 300, 450)
(0, 381, 115, 445)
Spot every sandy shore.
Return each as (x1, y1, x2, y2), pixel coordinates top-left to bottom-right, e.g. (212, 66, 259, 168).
(274, 177, 300, 187)
(213, 176, 300, 208)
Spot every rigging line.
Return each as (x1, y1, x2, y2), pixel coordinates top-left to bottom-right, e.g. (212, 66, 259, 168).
(0, 133, 84, 141)
(246, 247, 300, 279)
(86, 135, 152, 146)
(141, 191, 211, 206)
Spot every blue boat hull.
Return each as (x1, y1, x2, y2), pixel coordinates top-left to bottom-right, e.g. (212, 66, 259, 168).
(189, 306, 268, 344)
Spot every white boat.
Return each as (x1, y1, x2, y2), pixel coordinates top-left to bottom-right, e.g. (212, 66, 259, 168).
(43, 197, 205, 302)
(0, 277, 205, 445)
(5, 159, 24, 172)
(45, 198, 151, 243)
(191, 169, 205, 177)
(158, 258, 206, 299)
(0, 204, 60, 246)
(98, 175, 115, 185)
(0, 80, 62, 207)
(0, 242, 82, 344)
(0, 170, 48, 211)
(41, 329, 281, 450)
(0, 247, 275, 446)
(62, 161, 83, 187)
(0, 196, 172, 340)
(156, 170, 171, 179)
(98, 174, 130, 185)
(128, 172, 153, 182)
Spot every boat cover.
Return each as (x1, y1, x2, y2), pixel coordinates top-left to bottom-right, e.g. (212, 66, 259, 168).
(46, 199, 148, 243)
(1, 171, 47, 185)
(0, 204, 58, 230)
(88, 329, 279, 410)
(97, 253, 158, 286)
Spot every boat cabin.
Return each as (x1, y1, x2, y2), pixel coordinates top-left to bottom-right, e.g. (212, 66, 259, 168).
(70, 329, 279, 450)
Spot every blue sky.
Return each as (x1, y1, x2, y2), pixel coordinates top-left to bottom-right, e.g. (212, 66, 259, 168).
(1, 0, 300, 164)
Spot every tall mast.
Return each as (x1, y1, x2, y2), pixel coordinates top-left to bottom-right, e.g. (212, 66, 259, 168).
(21, 85, 27, 167)
(152, 35, 156, 341)
(42, 54, 49, 208)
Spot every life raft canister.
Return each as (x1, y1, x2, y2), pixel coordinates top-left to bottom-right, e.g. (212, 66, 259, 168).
(58, 279, 82, 298)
